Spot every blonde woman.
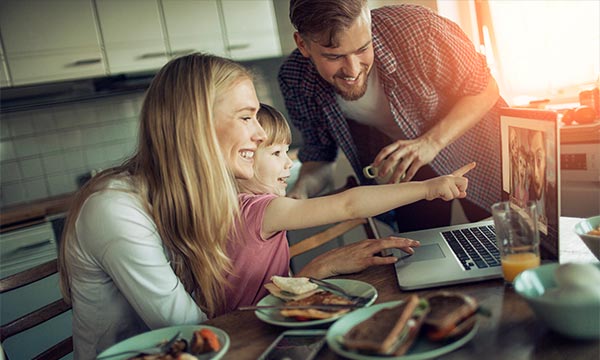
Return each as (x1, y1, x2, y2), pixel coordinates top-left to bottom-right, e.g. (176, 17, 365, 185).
(58, 53, 266, 358)
(59, 53, 425, 358)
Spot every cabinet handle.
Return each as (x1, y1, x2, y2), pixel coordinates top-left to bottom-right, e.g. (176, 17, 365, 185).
(170, 49, 196, 57)
(71, 58, 102, 66)
(15, 239, 53, 252)
(227, 44, 250, 51)
(138, 52, 168, 60)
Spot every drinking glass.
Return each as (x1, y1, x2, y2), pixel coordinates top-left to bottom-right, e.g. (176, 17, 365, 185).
(491, 201, 541, 283)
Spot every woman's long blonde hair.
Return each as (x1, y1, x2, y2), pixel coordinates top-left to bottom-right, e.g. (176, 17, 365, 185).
(59, 53, 251, 317)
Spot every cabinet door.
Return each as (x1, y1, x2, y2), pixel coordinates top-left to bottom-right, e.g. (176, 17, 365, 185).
(221, 0, 282, 61)
(162, 0, 227, 58)
(0, 0, 105, 86)
(95, 0, 169, 74)
(0, 40, 10, 87)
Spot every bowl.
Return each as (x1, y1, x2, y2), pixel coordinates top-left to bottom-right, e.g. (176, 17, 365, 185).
(574, 215, 600, 260)
(514, 262, 600, 339)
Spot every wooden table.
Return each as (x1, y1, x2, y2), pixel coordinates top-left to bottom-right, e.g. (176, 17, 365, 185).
(205, 217, 600, 359)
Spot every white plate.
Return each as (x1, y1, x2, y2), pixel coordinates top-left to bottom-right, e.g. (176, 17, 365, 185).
(255, 279, 378, 328)
(326, 300, 479, 360)
(97, 324, 230, 360)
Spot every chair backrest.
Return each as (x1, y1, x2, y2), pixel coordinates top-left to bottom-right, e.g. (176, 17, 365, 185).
(289, 175, 380, 259)
(0, 259, 72, 360)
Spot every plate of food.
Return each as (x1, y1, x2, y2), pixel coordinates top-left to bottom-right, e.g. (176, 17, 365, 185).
(327, 292, 481, 360)
(254, 276, 377, 328)
(97, 324, 229, 360)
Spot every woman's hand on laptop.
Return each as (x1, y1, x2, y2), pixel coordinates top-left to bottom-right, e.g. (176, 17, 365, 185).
(296, 237, 421, 279)
(424, 162, 476, 201)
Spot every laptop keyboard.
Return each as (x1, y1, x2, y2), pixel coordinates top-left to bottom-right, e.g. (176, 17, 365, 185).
(441, 225, 501, 270)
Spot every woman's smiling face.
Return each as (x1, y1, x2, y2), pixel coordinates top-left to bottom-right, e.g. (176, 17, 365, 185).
(214, 78, 266, 179)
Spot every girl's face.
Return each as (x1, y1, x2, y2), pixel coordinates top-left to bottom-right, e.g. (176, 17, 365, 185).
(214, 78, 266, 179)
(254, 143, 293, 196)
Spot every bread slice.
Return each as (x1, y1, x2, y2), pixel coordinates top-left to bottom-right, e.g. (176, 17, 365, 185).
(343, 295, 426, 355)
(264, 283, 322, 301)
(423, 291, 478, 341)
(280, 291, 354, 319)
(271, 276, 318, 294)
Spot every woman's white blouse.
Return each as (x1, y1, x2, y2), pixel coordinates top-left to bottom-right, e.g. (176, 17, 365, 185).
(67, 180, 207, 359)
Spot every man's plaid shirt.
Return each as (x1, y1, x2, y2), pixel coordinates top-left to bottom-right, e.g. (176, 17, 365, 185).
(278, 4, 507, 211)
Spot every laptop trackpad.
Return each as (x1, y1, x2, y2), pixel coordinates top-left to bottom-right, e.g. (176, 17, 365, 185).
(401, 244, 445, 263)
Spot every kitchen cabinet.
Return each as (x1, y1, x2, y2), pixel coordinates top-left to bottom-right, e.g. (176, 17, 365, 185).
(95, 0, 169, 74)
(161, 0, 227, 58)
(0, 40, 10, 87)
(221, 0, 282, 60)
(0, 0, 106, 86)
(0, 0, 284, 88)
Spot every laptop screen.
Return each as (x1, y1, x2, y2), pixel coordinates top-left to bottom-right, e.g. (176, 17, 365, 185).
(500, 108, 560, 261)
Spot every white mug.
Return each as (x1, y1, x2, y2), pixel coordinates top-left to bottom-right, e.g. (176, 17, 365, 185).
(363, 164, 405, 184)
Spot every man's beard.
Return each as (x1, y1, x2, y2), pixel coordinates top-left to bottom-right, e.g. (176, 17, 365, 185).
(334, 76, 368, 101)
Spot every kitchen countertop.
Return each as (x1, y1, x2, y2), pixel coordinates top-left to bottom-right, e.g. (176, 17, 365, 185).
(0, 193, 74, 231)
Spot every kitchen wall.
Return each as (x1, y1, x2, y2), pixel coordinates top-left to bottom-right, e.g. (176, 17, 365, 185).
(0, 57, 291, 207)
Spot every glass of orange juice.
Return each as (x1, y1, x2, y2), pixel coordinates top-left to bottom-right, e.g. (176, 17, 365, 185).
(491, 201, 541, 283)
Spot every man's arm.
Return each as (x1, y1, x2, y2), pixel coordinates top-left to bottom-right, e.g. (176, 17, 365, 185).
(423, 76, 500, 153)
(287, 161, 335, 199)
(374, 77, 500, 182)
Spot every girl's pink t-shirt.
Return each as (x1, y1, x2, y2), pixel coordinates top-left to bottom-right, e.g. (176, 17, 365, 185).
(218, 193, 289, 316)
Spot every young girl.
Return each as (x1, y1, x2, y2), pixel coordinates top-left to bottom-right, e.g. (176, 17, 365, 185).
(223, 104, 476, 313)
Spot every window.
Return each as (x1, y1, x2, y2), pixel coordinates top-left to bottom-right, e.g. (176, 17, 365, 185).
(479, 0, 599, 106)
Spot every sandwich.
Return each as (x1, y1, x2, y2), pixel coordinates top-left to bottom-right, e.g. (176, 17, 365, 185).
(342, 295, 430, 356)
(264, 276, 354, 320)
(422, 291, 479, 341)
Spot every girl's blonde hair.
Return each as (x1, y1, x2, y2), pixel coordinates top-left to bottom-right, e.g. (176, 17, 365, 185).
(236, 104, 292, 195)
(257, 103, 292, 146)
(59, 53, 252, 317)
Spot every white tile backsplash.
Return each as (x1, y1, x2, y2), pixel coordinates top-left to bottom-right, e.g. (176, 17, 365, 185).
(22, 178, 49, 201)
(9, 115, 35, 137)
(19, 157, 44, 178)
(1, 182, 25, 205)
(13, 137, 40, 158)
(0, 140, 15, 161)
(60, 129, 83, 150)
(1, 161, 22, 182)
(63, 151, 86, 171)
(0, 58, 285, 207)
(31, 112, 55, 133)
(38, 133, 62, 153)
(47, 173, 78, 196)
(0, 91, 146, 206)
(41, 153, 67, 175)
(0, 120, 11, 140)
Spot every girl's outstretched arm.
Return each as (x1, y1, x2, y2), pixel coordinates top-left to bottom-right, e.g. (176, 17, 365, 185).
(261, 163, 475, 238)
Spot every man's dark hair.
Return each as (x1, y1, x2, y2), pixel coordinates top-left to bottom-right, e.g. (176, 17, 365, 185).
(289, 0, 368, 47)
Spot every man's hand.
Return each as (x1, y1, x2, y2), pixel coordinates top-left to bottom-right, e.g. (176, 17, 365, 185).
(297, 237, 421, 279)
(372, 136, 443, 183)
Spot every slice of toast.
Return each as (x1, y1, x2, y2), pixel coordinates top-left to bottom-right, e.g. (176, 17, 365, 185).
(423, 291, 478, 341)
(264, 283, 322, 301)
(343, 295, 421, 355)
(280, 291, 354, 319)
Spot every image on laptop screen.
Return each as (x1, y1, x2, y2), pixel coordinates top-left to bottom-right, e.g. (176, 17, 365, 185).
(500, 108, 560, 261)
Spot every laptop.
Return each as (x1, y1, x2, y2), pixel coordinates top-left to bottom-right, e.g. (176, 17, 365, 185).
(391, 108, 560, 290)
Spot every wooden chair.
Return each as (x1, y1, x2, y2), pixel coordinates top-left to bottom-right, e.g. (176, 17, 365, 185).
(0, 259, 73, 360)
(289, 175, 381, 259)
